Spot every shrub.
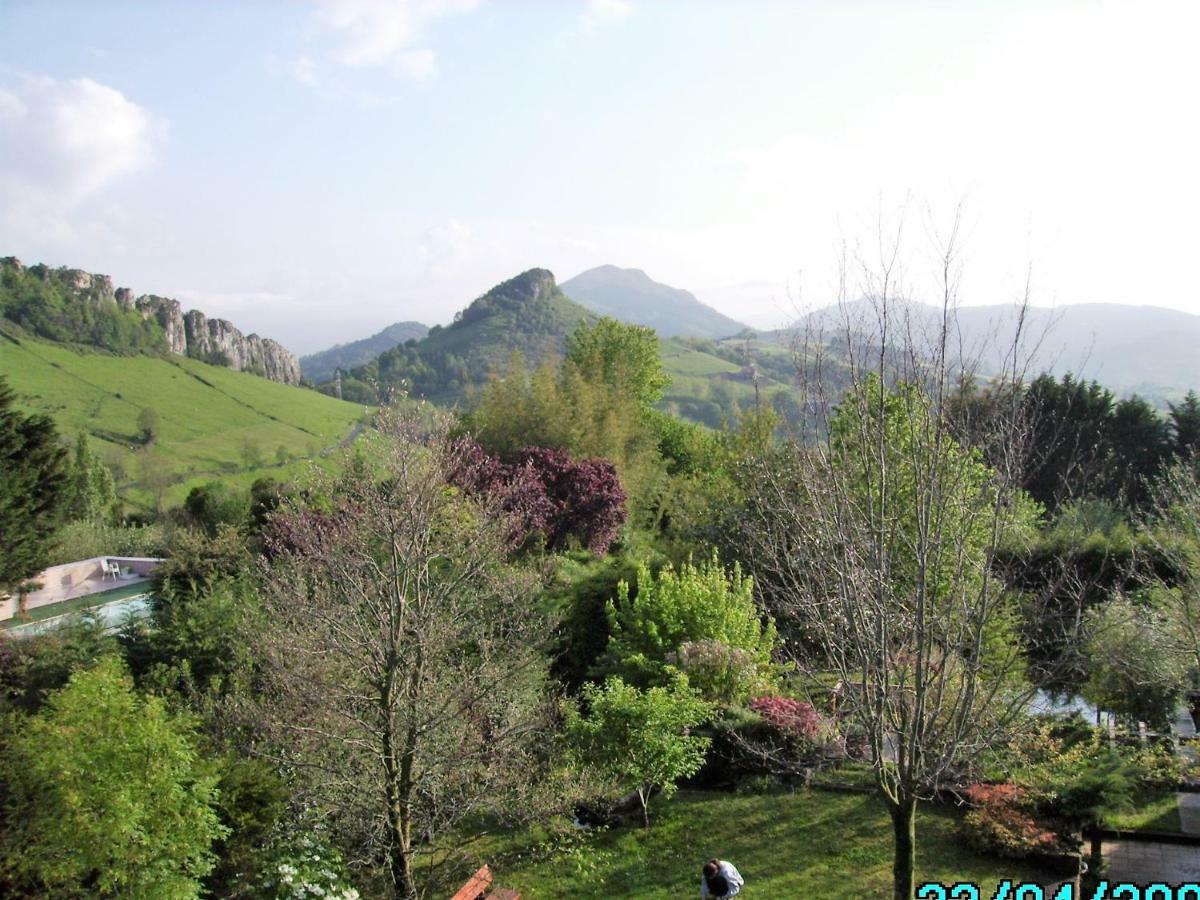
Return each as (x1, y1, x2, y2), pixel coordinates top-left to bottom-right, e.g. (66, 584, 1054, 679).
(960, 782, 1060, 859)
(603, 552, 777, 690)
(749, 696, 824, 742)
(249, 829, 360, 900)
(564, 675, 713, 827)
(668, 639, 771, 704)
(450, 439, 627, 554)
(1127, 741, 1184, 790)
(50, 519, 167, 566)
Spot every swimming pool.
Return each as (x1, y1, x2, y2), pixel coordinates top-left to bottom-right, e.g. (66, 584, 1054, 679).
(4, 586, 154, 637)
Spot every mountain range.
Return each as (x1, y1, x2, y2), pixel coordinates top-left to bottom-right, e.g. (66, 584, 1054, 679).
(308, 265, 1200, 422)
(560, 265, 747, 339)
(789, 299, 1200, 401)
(300, 321, 429, 385)
(332, 269, 595, 405)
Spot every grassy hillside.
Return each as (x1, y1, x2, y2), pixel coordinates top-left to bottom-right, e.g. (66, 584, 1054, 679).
(659, 335, 799, 427)
(0, 324, 369, 509)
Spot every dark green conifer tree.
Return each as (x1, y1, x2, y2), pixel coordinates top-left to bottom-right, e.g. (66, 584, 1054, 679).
(0, 377, 67, 591)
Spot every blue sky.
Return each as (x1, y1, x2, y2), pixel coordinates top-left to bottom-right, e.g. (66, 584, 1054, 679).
(1, 0, 1197, 353)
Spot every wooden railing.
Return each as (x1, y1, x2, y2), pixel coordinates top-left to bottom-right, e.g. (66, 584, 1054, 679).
(450, 865, 521, 900)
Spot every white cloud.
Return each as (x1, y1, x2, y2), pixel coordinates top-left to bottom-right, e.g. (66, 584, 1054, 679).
(0, 74, 164, 250)
(0, 75, 163, 206)
(298, 0, 478, 83)
(582, 0, 634, 29)
(292, 56, 320, 86)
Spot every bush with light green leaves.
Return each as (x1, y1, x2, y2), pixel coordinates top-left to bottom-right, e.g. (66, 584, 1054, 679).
(602, 551, 777, 699)
(0, 655, 226, 898)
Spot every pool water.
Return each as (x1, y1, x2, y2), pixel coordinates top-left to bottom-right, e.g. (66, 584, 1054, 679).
(4, 585, 154, 637)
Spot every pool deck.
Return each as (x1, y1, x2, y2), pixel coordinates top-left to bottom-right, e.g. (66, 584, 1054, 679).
(1, 556, 161, 625)
(40, 572, 150, 604)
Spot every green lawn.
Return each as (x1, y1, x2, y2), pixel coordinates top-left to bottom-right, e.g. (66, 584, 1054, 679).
(472, 789, 1063, 899)
(0, 329, 370, 506)
(1105, 787, 1183, 833)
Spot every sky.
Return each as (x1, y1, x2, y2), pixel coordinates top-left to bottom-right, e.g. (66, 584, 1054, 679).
(1, 0, 1198, 354)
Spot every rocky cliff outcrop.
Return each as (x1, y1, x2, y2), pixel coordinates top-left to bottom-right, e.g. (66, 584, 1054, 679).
(182, 309, 301, 384)
(136, 295, 187, 354)
(2, 257, 301, 385)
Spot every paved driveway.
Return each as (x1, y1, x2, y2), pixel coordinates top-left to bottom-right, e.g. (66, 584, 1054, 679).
(1105, 840, 1200, 882)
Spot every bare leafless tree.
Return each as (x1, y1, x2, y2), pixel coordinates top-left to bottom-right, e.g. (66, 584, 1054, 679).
(254, 405, 563, 899)
(736, 205, 1047, 900)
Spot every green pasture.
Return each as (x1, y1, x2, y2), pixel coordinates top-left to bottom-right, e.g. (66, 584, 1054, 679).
(0, 329, 370, 507)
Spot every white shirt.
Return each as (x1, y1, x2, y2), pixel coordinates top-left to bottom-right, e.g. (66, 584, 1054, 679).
(700, 861, 744, 898)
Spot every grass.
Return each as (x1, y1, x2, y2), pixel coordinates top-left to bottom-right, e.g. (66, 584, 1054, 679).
(0, 328, 370, 506)
(660, 339, 742, 376)
(470, 789, 1063, 899)
(1105, 787, 1183, 833)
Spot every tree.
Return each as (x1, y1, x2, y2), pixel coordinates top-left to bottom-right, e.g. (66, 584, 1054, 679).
(152, 523, 252, 598)
(257, 406, 561, 899)
(0, 376, 67, 592)
(62, 431, 118, 522)
(183, 481, 250, 535)
(1021, 373, 1114, 511)
(603, 552, 777, 694)
(564, 675, 713, 827)
(0, 613, 115, 715)
(239, 435, 263, 469)
(0, 656, 226, 898)
(1140, 462, 1200, 683)
(450, 439, 628, 554)
(137, 405, 161, 444)
(466, 321, 670, 516)
(566, 316, 670, 411)
(1169, 390, 1200, 460)
(1103, 395, 1170, 510)
(126, 576, 264, 702)
(735, 214, 1040, 900)
(138, 449, 174, 517)
(1079, 594, 1188, 727)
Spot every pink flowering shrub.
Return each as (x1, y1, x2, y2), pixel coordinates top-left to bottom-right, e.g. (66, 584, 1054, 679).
(960, 782, 1060, 858)
(749, 696, 825, 742)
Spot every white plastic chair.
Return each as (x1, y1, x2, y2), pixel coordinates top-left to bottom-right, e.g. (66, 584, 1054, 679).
(101, 559, 119, 581)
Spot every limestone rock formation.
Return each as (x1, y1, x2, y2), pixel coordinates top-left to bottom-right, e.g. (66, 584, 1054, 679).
(181, 309, 302, 384)
(136, 295, 188, 355)
(2, 257, 301, 385)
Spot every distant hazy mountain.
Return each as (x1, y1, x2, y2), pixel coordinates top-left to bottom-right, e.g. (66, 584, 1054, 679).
(301, 321, 428, 384)
(951, 303, 1200, 396)
(561, 265, 747, 339)
(788, 300, 1200, 400)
